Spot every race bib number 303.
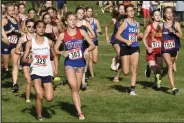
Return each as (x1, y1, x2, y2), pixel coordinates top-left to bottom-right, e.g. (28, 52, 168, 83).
(129, 33, 137, 42)
(68, 48, 82, 60)
(151, 42, 161, 48)
(8, 35, 18, 44)
(164, 40, 175, 50)
(34, 55, 48, 66)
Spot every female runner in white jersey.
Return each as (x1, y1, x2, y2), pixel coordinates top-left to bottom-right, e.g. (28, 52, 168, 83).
(22, 20, 58, 121)
(55, 12, 95, 120)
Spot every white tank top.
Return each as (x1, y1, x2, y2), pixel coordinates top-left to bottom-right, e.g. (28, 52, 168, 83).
(30, 36, 53, 76)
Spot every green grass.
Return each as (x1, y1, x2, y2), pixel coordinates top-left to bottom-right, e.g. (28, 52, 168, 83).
(2, 1, 184, 122)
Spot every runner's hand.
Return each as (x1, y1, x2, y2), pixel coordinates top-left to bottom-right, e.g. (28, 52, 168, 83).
(106, 36, 110, 44)
(54, 69, 58, 76)
(168, 27, 175, 34)
(152, 37, 158, 42)
(126, 40, 132, 46)
(147, 47, 153, 54)
(63, 51, 69, 58)
(27, 58, 33, 64)
(84, 49, 89, 59)
(138, 33, 143, 39)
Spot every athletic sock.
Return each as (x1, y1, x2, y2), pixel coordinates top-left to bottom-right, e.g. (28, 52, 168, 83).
(130, 86, 135, 91)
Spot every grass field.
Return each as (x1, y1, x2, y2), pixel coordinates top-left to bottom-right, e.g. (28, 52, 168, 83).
(2, 1, 184, 122)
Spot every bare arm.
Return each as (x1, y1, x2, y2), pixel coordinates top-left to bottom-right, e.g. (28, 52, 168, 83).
(22, 40, 32, 63)
(2, 18, 9, 45)
(80, 29, 95, 52)
(49, 40, 58, 75)
(15, 37, 24, 55)
(86, 21, 95, 39)
(174, 22, 184, 40)
(53, 26, 59, 39)
(142, 25, 151, 49)
(54, 33, 64, 55)
(95, 19, 102, 33)
(137, 23, 143, 40)
(105, 19, 114, 42)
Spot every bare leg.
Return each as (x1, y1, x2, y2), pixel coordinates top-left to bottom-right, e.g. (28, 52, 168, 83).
(23, 66, 32, 101)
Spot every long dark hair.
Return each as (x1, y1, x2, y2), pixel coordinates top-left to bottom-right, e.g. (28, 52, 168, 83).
(112, 4, 125, 24)
(146, 10, 161, 31)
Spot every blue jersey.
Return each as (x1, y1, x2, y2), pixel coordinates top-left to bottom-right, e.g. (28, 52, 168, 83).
(120, 19, 139, 47)
(90, 18, 98, 42)
(4, 16, 19, 45)
(111, 21, 121, 44)
(162, 22, 181, 52)
(63, 28, 86, 67)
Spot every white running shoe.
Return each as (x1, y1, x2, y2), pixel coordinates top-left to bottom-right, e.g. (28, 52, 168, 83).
(38, 117, 43, 121)
(130, 91, 136, 96)
(79, 113, 85, 120)
(26, 100, 31, 103)
(111, 58, 119, 71)
(101, 8, 104, 13)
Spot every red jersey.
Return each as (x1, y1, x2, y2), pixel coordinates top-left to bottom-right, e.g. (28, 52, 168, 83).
(147, 23, 162, 53)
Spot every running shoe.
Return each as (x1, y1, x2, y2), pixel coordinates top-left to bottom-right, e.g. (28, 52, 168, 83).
(61, 79, 68, 85)
(19, 65, 23, 70)
(144, 64, 151, 78)
(130, 91, 136, 96)
(26, 100, 31, 103)
(101, 8, 104, 13)
(85, 71, 89, 80)
(111, 58, 119, 71)
(156, 74, 162, 88)
(81, 82, 87, 91)
(172, 88, 179, 95)
(3, 69, 9, 78)
(38, 117, 43, 121)
(79, 113, 85, 120)
(12, 84, 19, 92)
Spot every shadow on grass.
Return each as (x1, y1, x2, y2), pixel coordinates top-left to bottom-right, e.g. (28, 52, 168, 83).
(109, 85, 130, 93)
(21, 105, 55, 119)
(106, 77, 123, 81)
(2, 97, 10, 102)
(137, 81, 170, 95)
(15, 92, 36, 100)
(137, 81, 153, 89)
(50, 102, 87, 118)
(1, 81, 12, 89)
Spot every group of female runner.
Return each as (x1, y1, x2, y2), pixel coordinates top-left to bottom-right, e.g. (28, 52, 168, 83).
(2, 2, 100, 121)
(106, 4, 183, 96)
(1, 1, 183, 121)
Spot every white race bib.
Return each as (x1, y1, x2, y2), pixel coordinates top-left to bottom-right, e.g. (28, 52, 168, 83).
(151, 42, 161, 48)
(129, 33, 137, 42)
(68, 48, 82, 60)
(8, 35, 18, 44)
(34, 55, 48, 66)
(164, 40, 175, 50)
